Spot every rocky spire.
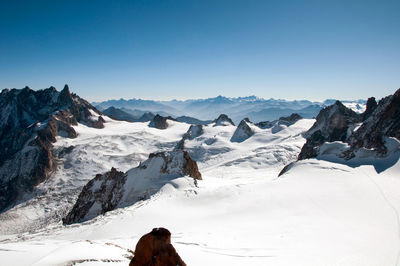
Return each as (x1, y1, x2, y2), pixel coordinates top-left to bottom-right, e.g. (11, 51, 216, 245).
(362, 97, 377, 121)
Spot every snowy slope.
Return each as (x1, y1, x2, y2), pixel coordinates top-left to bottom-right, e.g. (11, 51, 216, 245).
(0, 118, 190, 234)
(0, 117, 399, 266)
(1, 157, 399, 265)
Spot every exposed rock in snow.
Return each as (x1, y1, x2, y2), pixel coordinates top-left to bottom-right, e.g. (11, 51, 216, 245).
(0, 85, 105, 212)
(298, 101, 361, 160)
(348, 88, 400, 156)
(62, 168, 126, 225)
(63, 150, 201, 224)
(129, 227, 186, 266)
(212, 114, 235, 126)
(293, 89, 400, 172)
(149, 114, 176, 129)
(176, 124, 204, 150)
(231, 118, 254, 143)
(362, 97, 378, 121)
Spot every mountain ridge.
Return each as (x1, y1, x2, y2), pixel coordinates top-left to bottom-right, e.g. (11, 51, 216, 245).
(94, 95, 366, 123)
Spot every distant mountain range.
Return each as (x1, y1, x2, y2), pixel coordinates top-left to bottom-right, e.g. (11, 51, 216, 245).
(102, 107, 211, 125)
(94, 96, 366, 123)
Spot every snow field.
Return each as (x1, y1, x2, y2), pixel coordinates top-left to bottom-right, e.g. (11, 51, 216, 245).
(0, 118, 399, 265)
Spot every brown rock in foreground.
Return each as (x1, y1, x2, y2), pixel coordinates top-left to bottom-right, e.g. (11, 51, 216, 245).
(130, 228, 186, 266)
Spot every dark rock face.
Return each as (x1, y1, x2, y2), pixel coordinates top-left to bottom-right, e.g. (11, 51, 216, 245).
(0, 85, 105, 212)
(362, 97, 378, 121)
(213, 114, 235, 126)
(149, 114, 176, 129)
(348, 88, 400, 155)
(231, 119, 254, 142)
(62, 168, 126, 225)
(63, 150, 201, 224)
(298, 101, 361, 160)
(129, 228, 186, 266)
(297, 89, 400, 162)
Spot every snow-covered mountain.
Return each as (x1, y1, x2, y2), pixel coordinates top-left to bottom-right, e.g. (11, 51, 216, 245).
(0, 85, 105, 212)
(94, 95, 366, 123)
(63, 150, 201, 224)
(295, 89, 400, 171)
(0, 86, 399, 266)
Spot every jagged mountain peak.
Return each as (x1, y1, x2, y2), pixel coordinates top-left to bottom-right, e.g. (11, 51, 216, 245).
(297, 88, 400, 162)
(0, 85, 106, 212)
(298, 100, 361, 160)
(231, 118, 255, 143)
(347, 88, 400, 155)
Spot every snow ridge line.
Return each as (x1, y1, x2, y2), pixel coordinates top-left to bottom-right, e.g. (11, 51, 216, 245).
(361, 169, 400, 266)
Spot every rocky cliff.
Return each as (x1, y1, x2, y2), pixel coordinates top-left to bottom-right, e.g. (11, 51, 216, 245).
(63, 150, 201, 224)
(298, 101, 361, 160)
(348, 88, 400, 156)
(0, 85, 105, 212)
(297, 89, 400, 160)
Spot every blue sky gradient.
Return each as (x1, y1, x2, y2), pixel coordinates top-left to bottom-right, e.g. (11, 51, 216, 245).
(1, 0, 399, 101)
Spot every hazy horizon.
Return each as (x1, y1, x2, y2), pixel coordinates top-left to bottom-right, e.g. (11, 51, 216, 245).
(1, 1, 399, 102)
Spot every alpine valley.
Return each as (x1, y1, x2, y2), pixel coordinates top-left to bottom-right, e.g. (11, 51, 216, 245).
(0, 85, 399, 266)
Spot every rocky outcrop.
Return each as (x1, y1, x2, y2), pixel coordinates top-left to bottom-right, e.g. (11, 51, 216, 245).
(175, 125, 204, 150)
(298, 101, 361, 160)
(362, 97, 378, 121)
(0, 85, 105, 212)
(63, 150, 201, 224)
(231, 118, 254, 142)
(149, 114, 176, 129)
(348, 88, 400, 155)
(213, 114, 235, 126)
(129, 228, 186, 266)
(62, 168, 126, 225)
(296, 89, 400, 162)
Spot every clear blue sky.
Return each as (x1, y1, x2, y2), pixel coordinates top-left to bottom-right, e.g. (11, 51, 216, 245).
(1, 0, 399, 101)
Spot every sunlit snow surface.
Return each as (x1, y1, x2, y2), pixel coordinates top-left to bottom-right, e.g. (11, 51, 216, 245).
(1, 118, 400, 266)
